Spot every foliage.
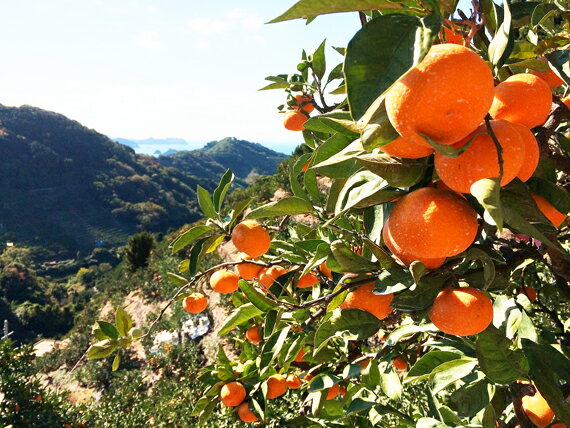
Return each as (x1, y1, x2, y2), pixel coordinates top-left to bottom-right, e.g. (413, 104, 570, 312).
(0, 339, 83, 427)
(93, 0, 570, 426)
(124, 232, 155, 272)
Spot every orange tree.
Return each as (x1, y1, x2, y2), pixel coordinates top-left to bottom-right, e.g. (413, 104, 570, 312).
(88, 1, 570, 426)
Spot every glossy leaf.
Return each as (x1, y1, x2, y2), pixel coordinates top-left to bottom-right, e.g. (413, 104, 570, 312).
(314, 308, 382, 352)
(246, 196, 313, 219)
(218, 303, 263, 336)
(170, 225, 212, 254)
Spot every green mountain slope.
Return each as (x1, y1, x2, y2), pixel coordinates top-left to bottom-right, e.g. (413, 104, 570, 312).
(0, 106, 286, 255)
(158, 137, 287, 186)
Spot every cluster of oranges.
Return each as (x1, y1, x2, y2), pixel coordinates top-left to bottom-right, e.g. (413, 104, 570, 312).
(283, 93, 314, 131)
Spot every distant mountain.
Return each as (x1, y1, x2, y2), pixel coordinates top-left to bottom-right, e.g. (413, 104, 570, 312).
(158, 137, 288, 186)
(0, 106, 287, 255)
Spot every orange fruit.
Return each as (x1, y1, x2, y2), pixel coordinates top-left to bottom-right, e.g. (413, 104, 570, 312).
(297, 272, 318, 288)
(294, 348, 306, 363)
(339, 386, 347, 396)
(383, 218, 446, 269)
(357, 359, 370, 371)
(387, 188, 478, 258)
(293, 93, 315, 113)
(531, 192, 567, 228)
(236, 254, 262, 280)
(266, 374, 288, 399)
(319, 262, 333, 279)
(385, 44, 494, 148)
(519, 287, 537, 302)
(379, 135, 435, 159)
(340, 282, 393, 320)
(284, 110, 308, 131)
(441, 24, 464, 45)
(304, 372, 314, 382)
(237, 402, 259, 423)
(429, 287, 493, 336)
(435, 120, 526, 194)
(530, 60, 564, 89)
(521, 384, 555, 428)
(489, 73, 552, 128)
(563, 95, 570, 110)
(392, 357, 408, 370)
(286, 374, 302, 389)
(326, 384, 340, 400)
(258, 265, 288, 291)
(434, 180, 465, 198)
(182, 292, 208, 314)
(231, 220, 271, 258)
(512, 123, 539, 182)
(245, 326, 262, 344)
(220, 381, 246, 407)
(210, 269, 240, 294)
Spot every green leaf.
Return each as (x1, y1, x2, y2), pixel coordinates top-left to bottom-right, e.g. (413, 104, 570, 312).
(386, 323, 439, 346)
(380, 362, 402, 401)
(346, 398, 376, 415)
(522, 340, 570, 383)
(546, 49, 570, 86)
(311, 39, 327, 80)
(229, 196, 253, 227)
(97, 321, 119, 340)
(112, 351, 121, 372)
(430, 358, 478, 394)
(259, 326, 291, 376)
(115, 306, 132, 337)
(356, 153, 427, 187)
(330, 240, 379, 273)
(390, 276, 446, 312)
(476, 325, 529, 385)
(167, 272, 187, 287)
(314, 308, 382, 353)
(488, 0, 513, 68)
(471, 178, 504, 230)
(87, 339, 118, 359)
(238, 280, 278, 312)
(345, 14, 440, 120)
(269, 0, 408, 23)
(218, 303, 263, 336)
(246, 197, 313, 219)
(304, 112, 360, 137)
(406, 351, 463, 384)
(311, 135, 362, 179)
(170, 225, 212, 254)
(450, 378, 492, 418)
(335, 170, 402, 215)
(212, 169, 234, 212)
(308, 374, 341, 392)
(196, 185, 217, 219)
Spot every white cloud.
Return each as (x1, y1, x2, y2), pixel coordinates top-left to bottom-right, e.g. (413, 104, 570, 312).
(186, 8, 262, 36)
(136, 29, 164, 51)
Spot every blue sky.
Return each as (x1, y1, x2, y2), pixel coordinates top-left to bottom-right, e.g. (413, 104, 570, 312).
(0, 1, 360, 153)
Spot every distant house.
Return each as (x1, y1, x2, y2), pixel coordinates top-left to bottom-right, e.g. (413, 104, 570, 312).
(6, 242, 14, 247)
(95, 240, 106, 247)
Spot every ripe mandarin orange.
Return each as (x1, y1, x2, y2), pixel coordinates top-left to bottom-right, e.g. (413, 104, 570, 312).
(531, 193, 567, 227)
(220, 382, 246, 407)
(434, 120, 525, 194)
(326, 384, 340, 400)
(429, 287, 493, 336)
(319, 262, 333, 279)
(182, 292, 208, 314)
(237, 402, 259, 423)
(383, 218, 446, 269)
(441, 23, 464, 45)
(519, 287, 537, 302)
(385, 44, 494, 148)
(231, 220, 271, 258)
(236, 254, 262, 280)
(392, 357, 408, 370)
(266, 374, 288, 399)
(210, 269, 239, 294)
(512, 123, 540, 182)
(489, 73, 552, 128)
(286, 374, 302, 389)
(379, 136, 435, 159)
(284, 110, 308, 131)
(245, 326, 262, 344)
(293, 93, 315, 113)
(258, 265, 288, 291)
(521, 385, 555, 428)
(340, 282, 393, 320)
(295, 348, 306, 363)
(297, 272, 318, 288)
(387, 188, 478, 258)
